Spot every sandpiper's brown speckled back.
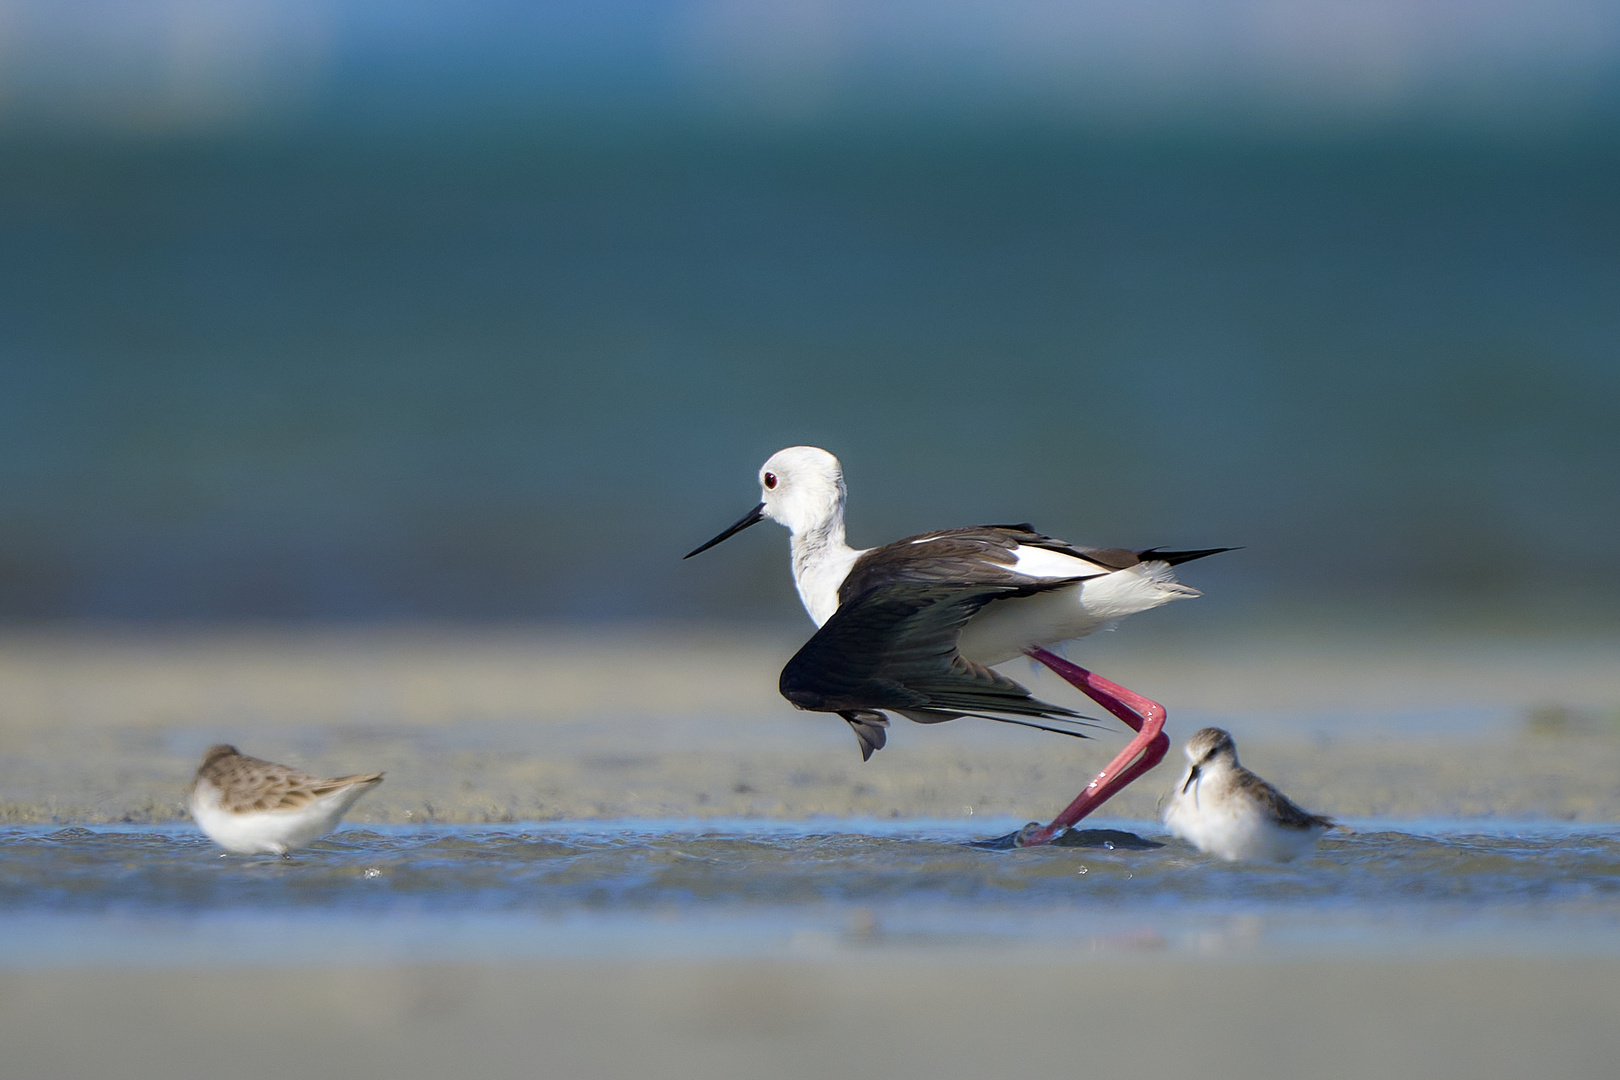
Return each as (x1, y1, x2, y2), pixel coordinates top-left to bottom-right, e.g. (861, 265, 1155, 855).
(1184, 728, 1333, 831)
(1226, 766, 1335, 830)
(191, 744, 384, 814)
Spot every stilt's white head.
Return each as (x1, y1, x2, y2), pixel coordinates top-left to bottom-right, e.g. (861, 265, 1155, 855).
(758, 446, 845, 536)
(683, 445, 847, 559)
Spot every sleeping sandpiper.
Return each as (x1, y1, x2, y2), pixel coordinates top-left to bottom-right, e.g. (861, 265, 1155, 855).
(188, 744, 383, 856)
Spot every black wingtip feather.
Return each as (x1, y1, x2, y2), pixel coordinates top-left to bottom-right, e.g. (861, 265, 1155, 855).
(972, 714, 1093, 740)
(1136, 546, 1240, 567)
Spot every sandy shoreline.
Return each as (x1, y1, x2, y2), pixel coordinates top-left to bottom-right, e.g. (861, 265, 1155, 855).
(2, 625, 1618, 825)
(8, 725, 1620, 825)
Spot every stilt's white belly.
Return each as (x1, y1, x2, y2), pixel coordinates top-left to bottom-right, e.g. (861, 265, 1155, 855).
(957, 563, 1195, 666)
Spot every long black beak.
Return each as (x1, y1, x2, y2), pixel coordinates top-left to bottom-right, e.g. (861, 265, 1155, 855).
(1181, 763, 1202, 794)
(684, 503, 766, 559)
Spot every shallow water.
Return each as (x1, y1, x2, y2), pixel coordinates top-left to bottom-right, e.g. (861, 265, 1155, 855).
(5, 819, 1619, 967)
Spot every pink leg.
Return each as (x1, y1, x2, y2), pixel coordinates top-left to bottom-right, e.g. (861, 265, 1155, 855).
(1014, 647, 1170, 848)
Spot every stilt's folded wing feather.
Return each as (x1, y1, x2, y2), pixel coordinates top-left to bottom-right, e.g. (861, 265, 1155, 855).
(780, 580, 1084, 721)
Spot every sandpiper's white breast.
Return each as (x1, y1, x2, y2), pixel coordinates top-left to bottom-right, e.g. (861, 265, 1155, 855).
(1163, 728, 1330, 863)
(189, 781, 370, 855)
(188, 745, 383, 856)
(1163, 786, 1326, 863)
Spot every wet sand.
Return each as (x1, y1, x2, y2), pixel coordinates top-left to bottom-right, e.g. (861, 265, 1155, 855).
(2, 624, 1619, 824)
(9, 723, 1620, 825)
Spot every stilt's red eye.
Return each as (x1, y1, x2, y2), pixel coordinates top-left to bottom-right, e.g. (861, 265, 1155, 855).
(763, 472, 777, 489)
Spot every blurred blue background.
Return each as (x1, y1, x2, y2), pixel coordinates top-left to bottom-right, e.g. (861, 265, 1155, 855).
(1, 0, 1616, 626)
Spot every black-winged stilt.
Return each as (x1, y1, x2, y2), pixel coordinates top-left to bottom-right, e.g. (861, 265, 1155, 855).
(685, 445, 1230, 847)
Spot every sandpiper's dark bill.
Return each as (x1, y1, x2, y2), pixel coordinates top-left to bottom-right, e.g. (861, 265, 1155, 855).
(684, 502, 766, 559)
(685, 445, 1231, 846)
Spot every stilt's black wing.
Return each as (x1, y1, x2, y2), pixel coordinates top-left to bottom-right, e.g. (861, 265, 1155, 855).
(780, 580, 1085, 723)
(834, 525, 1233, 606)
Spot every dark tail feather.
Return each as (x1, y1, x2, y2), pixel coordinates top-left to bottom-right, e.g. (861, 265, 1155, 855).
(840, 710, 890, 761)
(1136, 546, 1239, 566)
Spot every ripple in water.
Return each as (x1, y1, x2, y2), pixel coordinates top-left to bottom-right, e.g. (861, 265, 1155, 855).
(3, 820, 1619, 965)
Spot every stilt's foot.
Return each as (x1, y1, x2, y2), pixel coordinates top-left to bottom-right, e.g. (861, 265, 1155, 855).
(1013, 822, 1055, 848)
(968, 823, 1046, 850)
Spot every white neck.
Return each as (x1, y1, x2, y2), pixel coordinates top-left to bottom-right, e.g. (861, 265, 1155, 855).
(1191, 754, 1239, 790)
(788, 509, 863, 627)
